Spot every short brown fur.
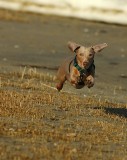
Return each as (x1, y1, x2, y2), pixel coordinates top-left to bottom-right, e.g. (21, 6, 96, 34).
(56, 41, 108, 91)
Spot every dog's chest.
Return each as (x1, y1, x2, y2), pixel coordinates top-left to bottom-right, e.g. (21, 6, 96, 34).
(74, 74, 86, 89)
(77, 75, 86, 85)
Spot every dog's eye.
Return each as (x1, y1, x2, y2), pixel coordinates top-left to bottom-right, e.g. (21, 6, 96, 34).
(89, 53, 93, 57)
(79, 53, 84, 56)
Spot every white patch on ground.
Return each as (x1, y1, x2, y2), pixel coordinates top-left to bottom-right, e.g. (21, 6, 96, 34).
(0, 0, 127, 25)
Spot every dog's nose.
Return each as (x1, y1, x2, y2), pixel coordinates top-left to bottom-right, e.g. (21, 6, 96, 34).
(83, 61, 88, 65)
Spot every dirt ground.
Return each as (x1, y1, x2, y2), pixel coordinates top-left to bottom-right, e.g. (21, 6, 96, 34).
(0, 9, 127, 160)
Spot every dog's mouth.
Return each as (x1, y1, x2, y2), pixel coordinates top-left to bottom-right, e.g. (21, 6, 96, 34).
(83, 62, 88, 68)
(83, 60, 94, 69)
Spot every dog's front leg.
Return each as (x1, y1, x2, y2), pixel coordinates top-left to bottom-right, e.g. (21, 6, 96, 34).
(86, 75, 94, 88)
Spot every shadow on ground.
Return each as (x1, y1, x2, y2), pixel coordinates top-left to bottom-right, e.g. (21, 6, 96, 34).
(104, 107, 127, 118)
(93, 106, 127, 118)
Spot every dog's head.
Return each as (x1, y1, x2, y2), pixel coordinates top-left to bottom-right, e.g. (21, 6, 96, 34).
(68, 41, 108, 68)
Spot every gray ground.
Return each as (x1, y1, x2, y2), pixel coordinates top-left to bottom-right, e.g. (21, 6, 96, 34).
(0, 10, 127, 103)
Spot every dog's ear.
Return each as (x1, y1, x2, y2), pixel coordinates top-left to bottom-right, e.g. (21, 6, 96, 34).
(68, 41, 80, 53)
(92, 43, 108, 53)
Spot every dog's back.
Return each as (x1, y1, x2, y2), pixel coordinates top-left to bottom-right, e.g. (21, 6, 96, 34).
(56, 56, 74, 81)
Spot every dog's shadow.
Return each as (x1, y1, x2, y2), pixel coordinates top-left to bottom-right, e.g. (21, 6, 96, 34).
(94, 107, 127, 118)
(104, 107, 127, 118)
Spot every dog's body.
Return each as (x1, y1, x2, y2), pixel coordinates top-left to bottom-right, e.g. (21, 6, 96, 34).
(56, 41, 107, 91)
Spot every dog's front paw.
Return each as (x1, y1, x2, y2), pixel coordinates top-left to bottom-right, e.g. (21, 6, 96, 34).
(86, 76, 94, 88)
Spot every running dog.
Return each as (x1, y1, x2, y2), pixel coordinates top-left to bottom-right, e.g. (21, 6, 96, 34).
(56, 41, 107, 91)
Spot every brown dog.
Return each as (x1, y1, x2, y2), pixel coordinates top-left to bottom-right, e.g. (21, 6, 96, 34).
(56, 41, 108, 91)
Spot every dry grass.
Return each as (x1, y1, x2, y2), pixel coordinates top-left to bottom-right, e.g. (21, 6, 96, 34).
(0, 68, 127, 160)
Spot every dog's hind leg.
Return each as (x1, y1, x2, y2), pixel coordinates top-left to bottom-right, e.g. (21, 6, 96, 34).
(56, 76, 66, 91)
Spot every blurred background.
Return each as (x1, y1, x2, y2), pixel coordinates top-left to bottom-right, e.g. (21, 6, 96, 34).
(0, 0, 127, 25)
(0, 0, 127, 103)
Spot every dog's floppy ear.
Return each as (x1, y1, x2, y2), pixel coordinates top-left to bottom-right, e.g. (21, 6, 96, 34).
(92, 43, 108, 53)
(68, 41, 80, 53)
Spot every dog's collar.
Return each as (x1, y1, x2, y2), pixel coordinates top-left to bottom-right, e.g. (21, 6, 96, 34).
(73, 56, 95, 75)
